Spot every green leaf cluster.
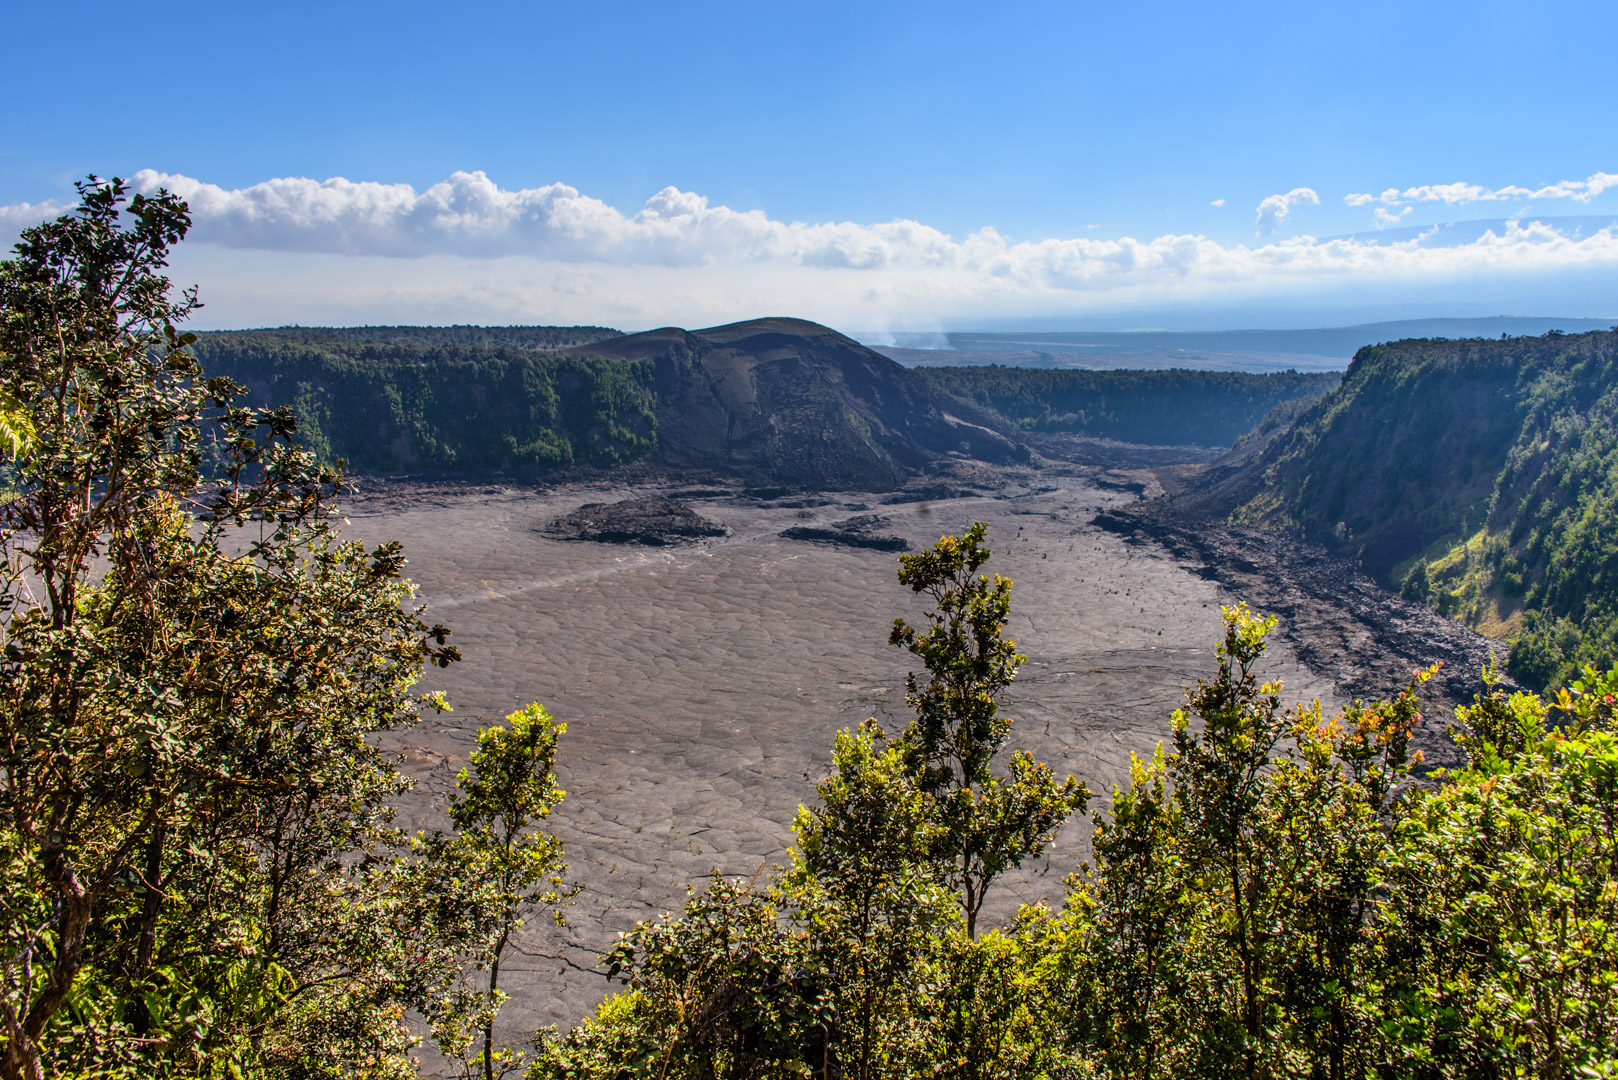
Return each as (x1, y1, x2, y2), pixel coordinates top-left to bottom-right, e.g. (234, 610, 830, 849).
(888, 522, 1091, 938)
(408, 704, 574, 1080)
(545, 590, 1618, 1080)
(536, 525, 1090, 1079)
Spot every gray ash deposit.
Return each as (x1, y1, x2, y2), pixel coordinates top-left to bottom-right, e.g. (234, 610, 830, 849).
(359, 470, 1344, 1038)
(546, 496, 726, 545)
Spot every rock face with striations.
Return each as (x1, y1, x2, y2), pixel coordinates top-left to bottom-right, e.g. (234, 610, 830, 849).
(566, 317, 1026, 490)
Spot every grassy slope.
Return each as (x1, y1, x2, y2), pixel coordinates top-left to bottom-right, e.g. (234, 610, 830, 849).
(1232, 329, 1618, 687)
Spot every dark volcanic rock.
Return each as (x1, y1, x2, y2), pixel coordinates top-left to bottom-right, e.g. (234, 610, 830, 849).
(566, 317, 1028, 491)
(1095, 505, 1514, 771)
(780, 527, 910, 552)
(881, 483, 981, 504)
(546, 496, 726, 546)
(781, 513, 910, 551)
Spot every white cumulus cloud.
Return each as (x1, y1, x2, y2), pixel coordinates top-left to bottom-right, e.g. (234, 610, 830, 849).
(0, 198, 74, 236)
(1211, 198, 1226, 207)
(1347, 170, 1618, 209)
(122, 169, 966, 270)
(1254, 188, 1319, 237)
(1399, 182, 1497, 205)
(7, 172, 1618, 328)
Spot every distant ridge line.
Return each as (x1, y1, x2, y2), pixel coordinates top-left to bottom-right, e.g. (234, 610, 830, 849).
(864, 316, 1618, 373)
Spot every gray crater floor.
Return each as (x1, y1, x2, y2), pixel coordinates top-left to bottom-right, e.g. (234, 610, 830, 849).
(351, 473, 1338, 1044)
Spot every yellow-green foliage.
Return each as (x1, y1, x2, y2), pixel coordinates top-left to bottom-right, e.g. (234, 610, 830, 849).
(541, 604, 1618, 1080)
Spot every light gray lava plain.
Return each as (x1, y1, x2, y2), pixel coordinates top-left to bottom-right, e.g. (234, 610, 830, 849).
(350, 470, 1339, 1040)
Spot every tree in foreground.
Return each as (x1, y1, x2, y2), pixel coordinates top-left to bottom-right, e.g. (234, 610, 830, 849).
(1157, 606, 1430, 1078)
(411, 704, 573, 1080)
(1060, 606, 1618, 1080)
(0, 179, 565, 1080)
(539, 524, 1088, 1079)
(0, 177, 435, 1077)
(1371, 664, 1618, 1078)
(541, 565, 1617, 1079)
(783, 721, 954, 1080)
(889, 522, 1090, 939)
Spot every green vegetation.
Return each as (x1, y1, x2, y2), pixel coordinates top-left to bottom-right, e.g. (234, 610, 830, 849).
(542, 565, 1618, 1080)
(190, 332, 657, 475)
(4, 183, 1614, 1078)
(0, 180, 569, 1079)
(409, 704, 574, 1080)
(915, 366, 1339, 446)
(1231, 330, 1618, 686)
(191, 331, 1339, 480)
(887, 524, 1090, 939)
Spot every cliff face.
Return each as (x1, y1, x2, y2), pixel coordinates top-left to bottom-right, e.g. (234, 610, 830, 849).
(1173, 328, 1618, 686)
(1233, 337, 1532, 578)
(570, 317, 1026, 490)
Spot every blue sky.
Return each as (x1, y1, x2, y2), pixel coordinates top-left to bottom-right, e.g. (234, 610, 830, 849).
(5, 0, 1617, 331)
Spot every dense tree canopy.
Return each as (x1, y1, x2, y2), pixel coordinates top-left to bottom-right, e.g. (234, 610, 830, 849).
(190, 334, 658, 475)
(199, 326, 622, 352)
(0, 180, 569, 1080)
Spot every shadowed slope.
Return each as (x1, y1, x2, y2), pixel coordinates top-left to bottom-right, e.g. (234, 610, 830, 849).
(572, 317, 1026, 490)
(1118, 328, 1618, 687)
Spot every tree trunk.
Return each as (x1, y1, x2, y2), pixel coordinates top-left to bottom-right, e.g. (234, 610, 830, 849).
(129, 823, 168, 1036)
(1231, 854, 1258, 1080)
(8, 861, 93, 1080)
(484, 926, 510, 1080)
(135, 823, 166, 974)
(0, 1017, 44, 1080)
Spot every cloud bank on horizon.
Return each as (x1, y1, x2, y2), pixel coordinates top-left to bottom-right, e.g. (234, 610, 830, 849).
(3, 169, 1617, 331)
(1346, 172, 1618, 208)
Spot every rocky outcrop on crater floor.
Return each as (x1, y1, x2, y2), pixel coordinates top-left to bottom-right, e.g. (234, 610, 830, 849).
(546, 496, 726, 545)
(781, 513, 911, 552)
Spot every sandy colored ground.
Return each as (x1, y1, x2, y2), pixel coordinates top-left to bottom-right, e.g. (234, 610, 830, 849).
(346, 471, 1338, 1046)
